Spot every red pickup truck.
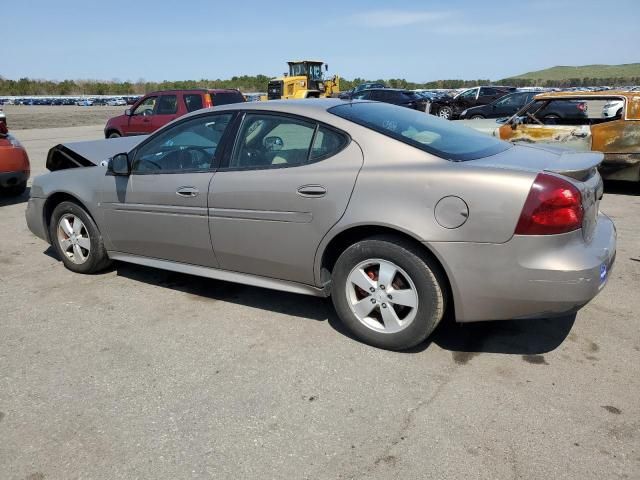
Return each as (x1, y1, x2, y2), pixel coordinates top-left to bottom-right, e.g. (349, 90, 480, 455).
(104, 89, 245, 138)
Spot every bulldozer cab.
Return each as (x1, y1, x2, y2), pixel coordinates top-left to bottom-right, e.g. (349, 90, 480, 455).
(287, 61, 325, 82)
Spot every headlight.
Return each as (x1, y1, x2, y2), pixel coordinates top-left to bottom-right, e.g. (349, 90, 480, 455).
(460, 109, 468, 116)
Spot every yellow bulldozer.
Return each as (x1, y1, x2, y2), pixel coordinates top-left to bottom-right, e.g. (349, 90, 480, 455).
(266, 61, 340, 100)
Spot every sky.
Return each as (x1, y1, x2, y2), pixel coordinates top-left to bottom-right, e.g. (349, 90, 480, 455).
(3, 0, 639, 83)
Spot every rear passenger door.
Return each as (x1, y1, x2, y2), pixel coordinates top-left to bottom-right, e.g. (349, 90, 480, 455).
(208, 112, 364, 284)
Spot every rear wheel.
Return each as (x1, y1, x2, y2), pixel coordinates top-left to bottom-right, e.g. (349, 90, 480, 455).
(49, 201, 111, 274)
(470, 114, 485, 120)
(438, 106, 453, 119)
(107, 131, 121, 139)
(331, 236, 446, 350)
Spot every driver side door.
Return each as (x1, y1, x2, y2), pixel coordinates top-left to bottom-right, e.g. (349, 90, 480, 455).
(126, 96, 158, 136)
(100, 112, 235, 266)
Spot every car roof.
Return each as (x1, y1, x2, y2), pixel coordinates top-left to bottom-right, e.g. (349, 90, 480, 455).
(361, 88, 413, 92)
(146, 89, 241, 95)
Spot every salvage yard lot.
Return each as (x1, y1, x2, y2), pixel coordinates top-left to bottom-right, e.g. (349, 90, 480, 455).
(2, 105, 125, 130)
(1, 122, 639, 479)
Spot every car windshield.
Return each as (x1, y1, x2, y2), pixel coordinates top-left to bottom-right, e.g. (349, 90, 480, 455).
(329, 102, 511, 161)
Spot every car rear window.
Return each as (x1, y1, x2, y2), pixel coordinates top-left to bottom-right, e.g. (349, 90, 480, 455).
(212, 91, 245, 106)
(329, 102, 511, 161)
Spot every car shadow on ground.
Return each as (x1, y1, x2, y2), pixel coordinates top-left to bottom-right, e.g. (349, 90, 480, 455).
(110, 262, 576, 356)
(604, 180, 639, 196)
(0, 187, 30, 206)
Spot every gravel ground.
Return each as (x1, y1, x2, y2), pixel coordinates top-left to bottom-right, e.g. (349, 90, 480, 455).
(0, 125, 638, 480)
(1, 105, 125, 130)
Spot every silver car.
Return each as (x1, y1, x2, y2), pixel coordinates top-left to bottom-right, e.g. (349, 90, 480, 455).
(26, 99, 616, 350)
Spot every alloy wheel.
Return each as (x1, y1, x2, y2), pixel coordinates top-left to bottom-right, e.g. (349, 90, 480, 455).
(438, 107, 452, 119)
(57, 214, 91, 264)
(345, 259, 419, 334)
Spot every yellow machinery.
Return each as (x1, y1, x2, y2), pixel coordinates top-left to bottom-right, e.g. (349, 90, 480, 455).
(267, 61, 340, 100)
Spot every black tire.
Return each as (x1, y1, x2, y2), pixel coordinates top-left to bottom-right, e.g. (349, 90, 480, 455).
(49, 201, 112, 274)
(470, 114, 485, 120)
(331, 235, 447, 351)
(107, 131, 121, 139)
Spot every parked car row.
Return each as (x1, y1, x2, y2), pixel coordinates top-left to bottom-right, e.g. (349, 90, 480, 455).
(0, 96, 141, 106)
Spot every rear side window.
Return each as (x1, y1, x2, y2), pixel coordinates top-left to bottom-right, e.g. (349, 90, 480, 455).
(184, 94, 204, 112)
(310, 126, 348, 161)
(329, 102, 510, 161)
(156, 95, 177, 114)
(212, 91, 245, 106)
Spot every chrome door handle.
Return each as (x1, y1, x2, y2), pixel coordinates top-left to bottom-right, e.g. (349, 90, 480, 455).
(571, 131, 588, 138)
(176, 186, 199, 197)
(297, 185, 327, 197)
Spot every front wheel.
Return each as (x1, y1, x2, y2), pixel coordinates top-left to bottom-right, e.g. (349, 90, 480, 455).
(331, 236, 446, 350)
(470, 114, 485, 120)
(107, 131, 121, 139)
(49, 201, 112, 274)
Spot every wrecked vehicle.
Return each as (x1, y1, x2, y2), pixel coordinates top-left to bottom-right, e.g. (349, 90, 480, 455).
(498, 91, 640, 182)
(27, 99, 615, 351)
(429, 86, 516, 119)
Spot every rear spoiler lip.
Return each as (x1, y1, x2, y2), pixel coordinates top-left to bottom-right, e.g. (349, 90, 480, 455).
(543, 151, 604, 180)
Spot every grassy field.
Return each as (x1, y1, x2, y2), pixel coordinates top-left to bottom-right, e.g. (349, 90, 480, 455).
(510, 63, 640, 81)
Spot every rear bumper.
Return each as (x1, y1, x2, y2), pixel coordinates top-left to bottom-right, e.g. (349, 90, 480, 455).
(429, 213, 616, 322)
(25, 197, 49, 242)
(0, 170, 29, 188)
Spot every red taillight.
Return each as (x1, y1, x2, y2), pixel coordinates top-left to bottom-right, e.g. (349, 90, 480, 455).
(515, 173, 583, 235)
(204, 94, 213, 108)
(577, 102, 587, 112)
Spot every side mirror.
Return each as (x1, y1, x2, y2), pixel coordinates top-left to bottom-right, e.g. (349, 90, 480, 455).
(263, 136, 283, 152)
(325, 64, 329, 71)
(125, 108, 132, 116)
(108, 153, 131, 176)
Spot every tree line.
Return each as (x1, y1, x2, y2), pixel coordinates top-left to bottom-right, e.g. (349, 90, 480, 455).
(1, 74, 638, 96)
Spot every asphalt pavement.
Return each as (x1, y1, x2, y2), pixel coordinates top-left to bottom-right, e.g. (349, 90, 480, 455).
(1, 126, 638, 480)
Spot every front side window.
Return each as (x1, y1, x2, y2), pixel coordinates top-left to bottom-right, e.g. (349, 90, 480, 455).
(132, 113, 232, 172)
(132, 96, 157, 116)
(230, 114, 316, 169)
(496, 93, 525, 107)
(330, 102, 510, 161)
(156, 95, 177, 115)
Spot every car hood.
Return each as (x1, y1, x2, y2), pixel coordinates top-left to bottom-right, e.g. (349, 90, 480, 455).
(46, 135, 148, 171)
